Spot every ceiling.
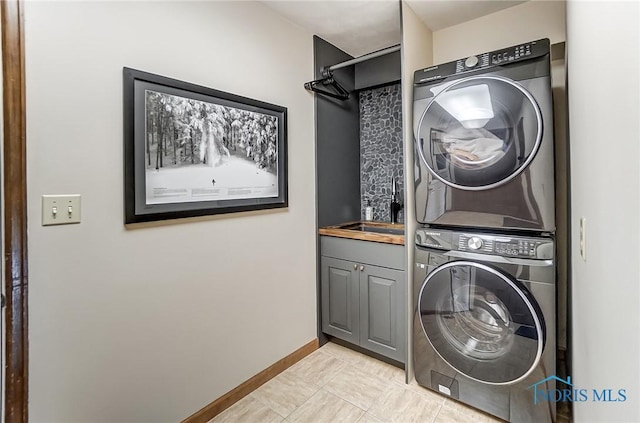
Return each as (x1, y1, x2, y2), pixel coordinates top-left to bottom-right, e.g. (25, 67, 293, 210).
(263, 0, 527, 57)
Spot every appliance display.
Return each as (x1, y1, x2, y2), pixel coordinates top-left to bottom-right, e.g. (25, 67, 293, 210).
(413, 39, 555, 232)
(413, 228, 556, 422)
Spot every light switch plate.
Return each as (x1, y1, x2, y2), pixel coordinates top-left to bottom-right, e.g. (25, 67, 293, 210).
(42, 195, 81, 226)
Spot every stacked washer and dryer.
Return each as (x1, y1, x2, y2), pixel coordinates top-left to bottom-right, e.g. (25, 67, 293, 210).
(412, 39, 557, 422)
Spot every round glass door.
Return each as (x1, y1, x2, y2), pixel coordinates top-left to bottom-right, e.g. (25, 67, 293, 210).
(416, 76, 542, 190)
(418, 261, 545, 385)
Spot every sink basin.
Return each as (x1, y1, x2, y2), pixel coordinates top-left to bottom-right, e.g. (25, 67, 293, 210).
(341, 223, 404, 235)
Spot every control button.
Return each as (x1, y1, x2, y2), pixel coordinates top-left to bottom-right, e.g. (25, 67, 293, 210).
(465, 56, 479, 68)
(468, 237, 483, 250)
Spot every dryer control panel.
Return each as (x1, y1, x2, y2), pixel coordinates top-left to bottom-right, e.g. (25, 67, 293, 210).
(416, 228, 554, 260)
(414, 38, 550, 85)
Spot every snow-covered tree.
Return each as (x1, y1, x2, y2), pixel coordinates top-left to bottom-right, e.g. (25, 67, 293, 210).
(144, 90, 278, 173)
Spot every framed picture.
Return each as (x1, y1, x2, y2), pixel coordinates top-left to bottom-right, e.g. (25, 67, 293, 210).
(123, 68, 288, 224)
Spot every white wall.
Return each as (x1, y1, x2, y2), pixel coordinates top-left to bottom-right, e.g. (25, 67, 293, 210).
(567, 1, 640, 421)
(25, 2, 316, 421)
(400, 0, 433, 381)
(432, 0, 566, 64)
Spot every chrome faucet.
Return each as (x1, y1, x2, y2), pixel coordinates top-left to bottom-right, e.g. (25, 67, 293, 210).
(390, 177, 403, 224)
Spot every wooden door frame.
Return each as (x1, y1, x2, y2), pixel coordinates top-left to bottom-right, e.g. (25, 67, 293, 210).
(1, 0, 28, 421)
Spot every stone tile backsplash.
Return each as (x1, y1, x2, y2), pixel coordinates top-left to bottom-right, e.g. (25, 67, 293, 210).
(360, 83, 403, 223)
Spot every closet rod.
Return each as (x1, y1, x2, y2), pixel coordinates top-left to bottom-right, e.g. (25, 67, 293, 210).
(322, 44, 401, 75)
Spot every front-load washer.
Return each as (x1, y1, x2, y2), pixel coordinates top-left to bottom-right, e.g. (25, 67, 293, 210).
(413, 39, 555, 232)
(413, 227, 556, 422)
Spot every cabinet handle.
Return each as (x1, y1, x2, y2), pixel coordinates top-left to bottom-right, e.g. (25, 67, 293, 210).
(360, 265, 364, 271)
(353, 264, 357, 270)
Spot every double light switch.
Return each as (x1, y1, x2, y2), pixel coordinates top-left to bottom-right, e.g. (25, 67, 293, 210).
(42, 194, 81, 226)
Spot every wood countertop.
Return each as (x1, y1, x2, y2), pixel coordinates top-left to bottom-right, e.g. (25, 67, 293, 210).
(318, 221, 405, 246)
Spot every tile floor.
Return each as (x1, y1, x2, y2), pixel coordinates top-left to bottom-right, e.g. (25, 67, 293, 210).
(209, 342, 503, 423)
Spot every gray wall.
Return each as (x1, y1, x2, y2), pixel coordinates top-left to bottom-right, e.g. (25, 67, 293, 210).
(359, 83, 403, 222)
(355, 51, 401, 91)
(314, 36, 361, 228)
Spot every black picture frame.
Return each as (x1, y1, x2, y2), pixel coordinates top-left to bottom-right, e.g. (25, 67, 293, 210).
(123, 68, 288, 224)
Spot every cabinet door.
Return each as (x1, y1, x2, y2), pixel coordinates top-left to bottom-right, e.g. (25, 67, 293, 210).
(321, 256, 359, 344)
(359, 265, 405, 362)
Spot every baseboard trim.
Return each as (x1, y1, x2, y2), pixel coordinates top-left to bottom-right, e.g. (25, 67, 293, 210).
(182, 338, 319, 423)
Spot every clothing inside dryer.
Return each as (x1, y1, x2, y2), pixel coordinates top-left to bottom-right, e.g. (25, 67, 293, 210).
(418, 77, 540, 188)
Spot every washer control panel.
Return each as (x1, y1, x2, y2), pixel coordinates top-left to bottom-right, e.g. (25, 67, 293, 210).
(459, 234, 542, 257)
(467, 236, 483, 250)
(494, 240, 539, 257)
(416, 228, 554, 260)
(459, 234, 493, 253)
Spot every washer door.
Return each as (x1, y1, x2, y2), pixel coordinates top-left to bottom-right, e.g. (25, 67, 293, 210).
(418, 261, 545, 385)
(416, 76, 542, 190)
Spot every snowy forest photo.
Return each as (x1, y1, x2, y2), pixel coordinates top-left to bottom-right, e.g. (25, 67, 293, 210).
(144, 89, 280, 205)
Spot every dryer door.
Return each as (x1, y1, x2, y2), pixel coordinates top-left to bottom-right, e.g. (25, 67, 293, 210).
(418, 261, 545, 385)
(416, 76, 542, 190)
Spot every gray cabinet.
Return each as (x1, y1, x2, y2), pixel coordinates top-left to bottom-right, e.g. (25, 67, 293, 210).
(322, 256, 360, 345)
(359, 265, 404, 359)
(320, 236, 406, 363)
